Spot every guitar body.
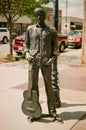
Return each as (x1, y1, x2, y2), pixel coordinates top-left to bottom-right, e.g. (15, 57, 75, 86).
(22, 90, 42, 119)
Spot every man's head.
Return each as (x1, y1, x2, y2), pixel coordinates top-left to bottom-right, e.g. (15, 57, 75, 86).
(34, 8, 46, 23)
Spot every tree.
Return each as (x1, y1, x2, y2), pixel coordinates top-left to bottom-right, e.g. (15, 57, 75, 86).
(0, 0, 50, 56)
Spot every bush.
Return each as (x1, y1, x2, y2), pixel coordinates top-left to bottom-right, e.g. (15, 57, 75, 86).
(5, 54, 14, 60)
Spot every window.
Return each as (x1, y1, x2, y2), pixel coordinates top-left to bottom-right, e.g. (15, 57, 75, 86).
(0, 29, 7, 32)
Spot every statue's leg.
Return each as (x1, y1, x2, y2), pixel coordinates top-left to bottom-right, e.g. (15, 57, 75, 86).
(52, 58, 61, 108)
(41, 65, 56, 117)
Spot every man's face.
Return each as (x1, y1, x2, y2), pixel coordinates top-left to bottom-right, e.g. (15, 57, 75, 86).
(35, 12, 45, 23)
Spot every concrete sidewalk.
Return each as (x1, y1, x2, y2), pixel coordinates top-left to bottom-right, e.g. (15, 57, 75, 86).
(0, 61, 86, 130)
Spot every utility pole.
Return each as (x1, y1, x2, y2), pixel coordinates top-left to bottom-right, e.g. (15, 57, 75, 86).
(82, 0, 86, 63)
(53, 0, 58, 30)
(66, 0, 68, 27)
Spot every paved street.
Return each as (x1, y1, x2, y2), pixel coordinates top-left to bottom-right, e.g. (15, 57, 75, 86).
(58, 47, 82, 69)
(0, 43, 82, 67)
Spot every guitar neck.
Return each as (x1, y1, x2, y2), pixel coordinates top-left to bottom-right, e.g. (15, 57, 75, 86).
(28, 68, 33, 98)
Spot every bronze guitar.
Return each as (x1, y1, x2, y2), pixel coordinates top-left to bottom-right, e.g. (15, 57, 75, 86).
(21, 64, 42, 119)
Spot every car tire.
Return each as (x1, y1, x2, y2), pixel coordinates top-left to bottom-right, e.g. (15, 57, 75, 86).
(59, 42, 65, 52)
(2, 37, 8, 44)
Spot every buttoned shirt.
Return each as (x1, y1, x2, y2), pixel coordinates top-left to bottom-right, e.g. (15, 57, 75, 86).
(25, 23, 59, 65)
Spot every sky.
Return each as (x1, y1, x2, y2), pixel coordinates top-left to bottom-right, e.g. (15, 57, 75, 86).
(43, 0, 84, 18)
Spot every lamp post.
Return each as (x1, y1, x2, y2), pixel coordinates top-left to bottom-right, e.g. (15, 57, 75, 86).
(53, 0, 58, 30)
(52, 0, 61, 109)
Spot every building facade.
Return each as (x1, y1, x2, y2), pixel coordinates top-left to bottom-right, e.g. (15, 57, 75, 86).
(0, 15, 31, 36)
(44, 7, 62, 33)
(0, 8, 83, 35)
(62, 17, 83, 34)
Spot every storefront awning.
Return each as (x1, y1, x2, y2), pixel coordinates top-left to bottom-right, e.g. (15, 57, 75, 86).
(0, 15, 31, 24)
(15, 16, 32, 24)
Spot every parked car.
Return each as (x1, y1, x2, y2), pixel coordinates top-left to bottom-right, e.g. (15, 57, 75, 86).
(0, 28, 10, 44)
(13, 33, 68, 55)
(58, 34, 68, 52)
(67, 30, 82, 48)
(12, 33, 25, 55)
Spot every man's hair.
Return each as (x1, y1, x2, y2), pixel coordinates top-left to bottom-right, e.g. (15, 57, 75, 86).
(34, 8, 46, 17)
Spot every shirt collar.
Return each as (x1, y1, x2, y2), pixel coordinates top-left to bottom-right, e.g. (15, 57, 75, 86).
(36, 23, 47, 28)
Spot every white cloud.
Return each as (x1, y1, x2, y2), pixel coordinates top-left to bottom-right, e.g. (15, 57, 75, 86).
(68, 6, 83, 18)
(69, 0, 82, 4)
(59, 0, 83, 18)
(44, 1, 83, 18)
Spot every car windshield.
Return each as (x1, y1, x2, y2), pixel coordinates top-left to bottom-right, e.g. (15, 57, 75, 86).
(68, 31, 82, 36)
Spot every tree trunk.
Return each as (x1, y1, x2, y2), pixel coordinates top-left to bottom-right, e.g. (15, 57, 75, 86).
(82, 0, 86, 63)
(9, 24, 13, 56)
(8, 14, 13, 57)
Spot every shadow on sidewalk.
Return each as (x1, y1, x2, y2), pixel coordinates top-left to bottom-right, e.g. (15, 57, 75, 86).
(61, 102, 86, 108)
(59, 111, 86, 121)
(27, 114, 63, 124)
(80, 113, 86, 120)
(26, 111, 86, 123)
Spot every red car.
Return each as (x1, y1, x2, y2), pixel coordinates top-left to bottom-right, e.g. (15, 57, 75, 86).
(13, 33, 68, 54)
(67, 30, 82, 48)
(13, 33, 25, 54)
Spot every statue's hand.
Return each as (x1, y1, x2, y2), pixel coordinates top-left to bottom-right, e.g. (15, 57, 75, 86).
(46, 56, 56, 65)
(26, 52, 33, 62)
(54, 51, 60, 56)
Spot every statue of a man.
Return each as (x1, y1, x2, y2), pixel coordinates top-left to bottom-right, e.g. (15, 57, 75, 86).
(24, 8, 60, 121)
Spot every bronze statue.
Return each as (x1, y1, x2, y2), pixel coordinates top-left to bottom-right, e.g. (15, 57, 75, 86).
(22, 8, 62, 122)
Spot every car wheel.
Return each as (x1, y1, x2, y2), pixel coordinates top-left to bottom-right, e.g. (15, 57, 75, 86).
(59, 42, 65, 52)
(2, 37, 8, 44)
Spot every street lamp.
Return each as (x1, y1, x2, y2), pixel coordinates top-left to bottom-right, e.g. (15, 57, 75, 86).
(53, 0, 58, 30)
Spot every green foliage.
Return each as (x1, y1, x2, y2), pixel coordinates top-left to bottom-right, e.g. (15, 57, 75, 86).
(0, 0, 50, 55)
(0, 0, 50, 24)
(0, 0, 50, 18)
(5, 54, 14, 60)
